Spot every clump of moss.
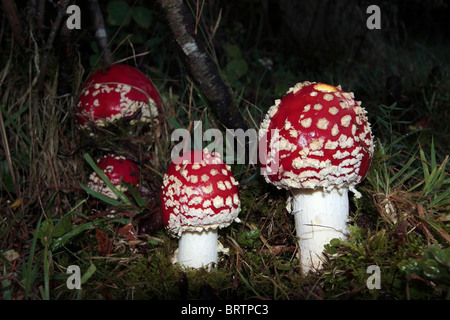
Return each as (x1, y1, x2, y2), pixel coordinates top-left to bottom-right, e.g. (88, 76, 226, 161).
(317, 223, 444, 299)
(124, 248, 233, 299)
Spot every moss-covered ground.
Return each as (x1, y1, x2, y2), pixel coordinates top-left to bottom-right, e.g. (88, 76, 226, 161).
(1, 0, 449, 301)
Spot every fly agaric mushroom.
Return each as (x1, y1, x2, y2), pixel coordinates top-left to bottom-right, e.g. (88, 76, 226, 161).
(76, 64, 162, 129)
(161, 148, 241, 269)
(259, 81, 374, 274)
(88, 154, 140, 199)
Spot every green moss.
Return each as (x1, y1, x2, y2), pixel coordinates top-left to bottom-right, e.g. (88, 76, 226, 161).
(317, 222, 444, 299)
(124, 250, 233, 299)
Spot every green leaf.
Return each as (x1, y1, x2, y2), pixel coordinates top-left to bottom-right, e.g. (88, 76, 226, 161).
(52, 214, 72, 238)
(237, 230, 261, 247)
(421, 259, 440, 279)
(107, 0, 131, 26)
(432, 247, 450, 266)
(51, 221, 97, 250)
(37, 220, 53, 246)
(274, 260, 291, 271)
(226, 58, 248, 79)
(329, 238, 341, 247)
(131, 6, 152, 28)
(398, 259, 420, 276)
(224, 44, 242, 59)
(81, 264, 97, 285)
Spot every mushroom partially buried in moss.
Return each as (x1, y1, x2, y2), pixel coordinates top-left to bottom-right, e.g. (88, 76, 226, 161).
(76, 64, 162, 129)
(259, 81, 374, 274)
(88, 154, 140, 199)
(161, 148, 241, 269)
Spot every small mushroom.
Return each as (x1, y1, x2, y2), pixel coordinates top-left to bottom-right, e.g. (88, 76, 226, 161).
(88, 154, 140, 199)
(76, 64, 162, 129)
(160, 148, 241, 269)
(259, 82, 374, 274)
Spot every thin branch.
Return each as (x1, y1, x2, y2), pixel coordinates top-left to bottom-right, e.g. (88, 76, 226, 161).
(157, 0, 247, 130)
(37, 0, 72, 94)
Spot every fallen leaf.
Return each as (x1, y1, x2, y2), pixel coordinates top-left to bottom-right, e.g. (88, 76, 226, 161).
(95, 229, 113, 256)
(9, 198, 23, 210)
(3, 249, 20, 261)
(118, 223, 138, 241)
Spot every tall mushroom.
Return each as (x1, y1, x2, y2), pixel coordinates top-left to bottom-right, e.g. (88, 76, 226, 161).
(88, 154, 140, 199)
(76, 64, 162, 129)
(259, 82, 374, 274)
(161, 148, 241, 269)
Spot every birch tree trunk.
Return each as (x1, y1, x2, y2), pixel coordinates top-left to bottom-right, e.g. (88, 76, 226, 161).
(158, 0, 247, 130)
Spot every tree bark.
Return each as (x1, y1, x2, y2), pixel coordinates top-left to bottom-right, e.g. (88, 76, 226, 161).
(88, 0, 112, 67)
(157, 0, 247, 130)
(1, 0, 26, 48)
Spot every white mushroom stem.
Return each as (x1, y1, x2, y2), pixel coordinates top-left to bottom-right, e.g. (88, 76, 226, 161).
(177, 229, 218, 269)
(290, 187, 349, 274)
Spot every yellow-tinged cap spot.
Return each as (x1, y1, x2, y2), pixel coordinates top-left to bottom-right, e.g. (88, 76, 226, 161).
(313, 83, 338, 93)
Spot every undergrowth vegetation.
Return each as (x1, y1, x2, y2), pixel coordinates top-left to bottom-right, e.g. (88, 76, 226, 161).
(1, 0, 449, 300)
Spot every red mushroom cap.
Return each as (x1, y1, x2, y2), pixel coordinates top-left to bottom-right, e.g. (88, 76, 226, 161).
(161, 149, 241, 236)
(76, 64, 162, 128)
(88, 154, 140, 198)
(259, 81, 374, 193)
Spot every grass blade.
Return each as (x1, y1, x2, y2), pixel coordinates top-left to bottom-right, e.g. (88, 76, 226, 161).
(419, 146, 429, 180)
(237, 269, 261, 297)
(389, 155, 416, 187)
(24, 214, 43, 299)
(0, 105, 31, 146)
(81, 264, 97, 285)
(42, 242, 50, 300)
(432, 187, 450, 207)
(414, 214, 450, 244)
(122, 182, 146, 209)
(79, 183, 123, 207)
(51, 221, 97, 250)
(83, 153, 132, 206)
(430, 137, 436, 171)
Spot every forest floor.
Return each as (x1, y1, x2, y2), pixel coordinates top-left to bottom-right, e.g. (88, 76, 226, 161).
(1, 1, 449, 302)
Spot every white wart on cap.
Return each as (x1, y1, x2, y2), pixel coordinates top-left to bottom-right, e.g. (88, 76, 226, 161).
(161, 149, 241, 237)
(88, 154, 140, 199)
(76, 64, 162, 129)
(259, 81, 374, 196)
(259, 81, 375, 274)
